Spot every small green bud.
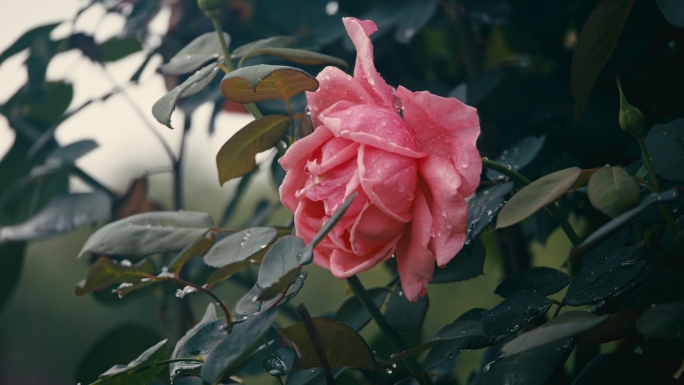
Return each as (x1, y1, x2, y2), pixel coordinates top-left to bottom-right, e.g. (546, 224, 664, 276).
(198, 0, 224, 12)
(617, 77, 644, 137)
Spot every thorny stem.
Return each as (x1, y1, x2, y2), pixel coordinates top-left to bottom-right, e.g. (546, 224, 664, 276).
(481, 158, 582, 246)
(636, 135, 680, 235)
(172, 277, 234, 326)
(347, 275, 433, 385)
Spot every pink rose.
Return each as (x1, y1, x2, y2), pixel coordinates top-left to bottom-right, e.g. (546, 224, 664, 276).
(278, 17, 481, 301)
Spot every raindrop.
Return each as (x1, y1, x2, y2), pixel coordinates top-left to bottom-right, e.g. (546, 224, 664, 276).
(487, 210, 492, 216)
(140, 278, 152, 283)
(305, 106, 311, 115)
(325, 1, 339, 15)
(386, 369, 393, 375)
(662, 131, 668, 136)
(345, 110, 352, 116)
(393, 95, 404, 116)
(120, 259, 132, 267)
(175, 285, 197, 298)
(157, 266, 175, 278)
(381, 121, 387, 127)
(383, 163, 390, 169)
(404, 28, 416, 39)
(398, 291, 404, 297)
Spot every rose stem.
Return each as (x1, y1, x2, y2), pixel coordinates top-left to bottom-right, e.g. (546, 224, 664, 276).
(481, 157, 582, 246)
(171, 277, 234, 326)
(635, 135, 680, 234)
(346, 275, 433, 385)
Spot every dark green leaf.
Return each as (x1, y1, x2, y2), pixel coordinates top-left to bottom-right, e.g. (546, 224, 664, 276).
(502, 311, 608, 356)
(657, 0, 684, 27)
(421, 308, 490, 369)
(92, 340, 167, 385)
(235, 268, 308, 315)
(480, 291, 554, 340)
(0, 241, 25, 315)
(334, 287, 389, 331)
(487, 136, 546, 181)
(0, 192, 111, 243)
(587, 166, 640, 218)
(220, 65, 318, 104)
(277, 317, 375, 370)
(431, 240, 486, 283)
(573, 352, 662, 385)
(394, 0, 438, 44)
(652, 230, 684, 269)
(74, 257, 154, 296)
(581, 223, 632, 265)
(205, 260, 259, 289)
(625, 267, 684, 308)
(571, 0, 634, 118)
(160, 32, 229, 75)
(168, 233, 215, 274)
(216, 115, 289, 184)
(204, 227, 277, 267)
(47, 139, 99, 164)
(257, 235, 305, 300)
(77, 211, 214, 260)
(465, 183, 514, 244)
(495, 267, 570, 298)
(565, 243, 647, 307)
(98, 36, 143, 62)
(577, 309, 644, 347)
(285, 366, 347, 385)
(496, 167, 581, 228)
(297, 193, 357, 265)
(240, 48, 348, 68)
(262, 347, 296, 376)
(644, 118, 684, 182)
(385, 284, 429, 333)
(111, 279, 156, 299)
(152, 63, 220, 128)
(202, 307, 277, 384)
(482, 338, 574, 385)
(75, 325, 162, 385)
(170, 304, 227, 379)
(97, 339, 167, 377)
(231, 36, 297, 58)
(636, 301, 684, 339)
(0, 23, 60, 65)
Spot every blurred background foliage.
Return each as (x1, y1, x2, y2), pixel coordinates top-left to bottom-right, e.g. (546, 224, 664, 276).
(0, 0, 682, 384)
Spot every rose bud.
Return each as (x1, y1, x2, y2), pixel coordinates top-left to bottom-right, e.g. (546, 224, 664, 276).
(617, 77, 644, 137)
(278, 18, 481, 302)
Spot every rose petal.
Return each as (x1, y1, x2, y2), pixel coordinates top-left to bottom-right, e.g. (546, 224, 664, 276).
(397, 86, 481, 197)
(304, 157, 357, 215)
(358, 145, 417, 222)
(307, 137, 359, 175)
(294, 198, 340, 269)
(279, 124, 334, 171)
(321, 104, 425, 158)
(395, 189, 435, 302)
(419, 155, 468, 267)
(351, 202, 405, 255)
(306, 66, 373, 128)
(329, 232, 400, 278)
(342, 17, 395, 109)
(280, 156, 308, 212)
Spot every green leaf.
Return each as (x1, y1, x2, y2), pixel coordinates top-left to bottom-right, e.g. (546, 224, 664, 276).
(98, 36, 143, 62)
(482, 338, 574, 385)
(502, 311, 608, 356)
(495, 267, 570, 298)
(480, 291, 554, 339)
(202, 307, 278, 384)
(636, 301, 684, 339)
(204, 227, 277, 267)
(74, 257, 154, 296)
(220, 65, 318, 104)
(168, 232, 215, 274)
(75, 325, 162, 385)
(152, 63, 221, 128)
(657, 0, 684, 27)
(205, 259, 260, 289)
(651, 230, 684, 269)
(240, 48, 348, 68)
(571, 0, 634, 118)
(170, 304, 227, 379)
(421, 308, 490, 369)
(465, 183, 514, 244)
(262, 347, 296, 376)
(625, 267, 684, 308)
(587, 166, 640, 218)
(77, 211, 214, 260)
(564, 243, 647, 307)
(577, 309, 644, 347)
(333, 287, 389, 331)
(277, 317, 375, 370)
(257, 235, 305, 300)
(384, 284, 429, 333)
(0, 22, 60, 65)
(234, 268, 308, 316)
(487, 136, 546, 181)
(231, 36, 297, 58)
(0, 192, 111, 243)
(431, 239, 486, 283)
(216, 115, 289, 184)
(297, 192, 357, 265)
(496, 167, 581, 228)
(644, 118, 684, 183)
(160, 32, 230, 75)
(0, 241, 25, 315)
(93, 339, 167, 384)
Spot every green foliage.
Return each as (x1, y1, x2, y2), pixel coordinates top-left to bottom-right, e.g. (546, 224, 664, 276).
(220, 65, 319, 103)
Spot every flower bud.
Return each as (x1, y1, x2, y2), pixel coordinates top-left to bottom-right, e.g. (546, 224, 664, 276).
(197, 0, 224, 14)
(617, 78, 644, 137)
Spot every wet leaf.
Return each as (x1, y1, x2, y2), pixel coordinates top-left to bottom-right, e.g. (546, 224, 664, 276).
(205, 259, 259, 289)
(234, 269, 307, 316)
(577, 309, 644, 347)
(644, 118, 684, 182)
(202, 307, 277, 383)
(240, 48, 348, 68)
(0, 192, 111, 243)
(625, 267, 684, 308)
(160, 32, 229, 75)
(204, 227, 277, 268)
(93, 339, 167, 384)
(432, 239, 486, 284)
(262, 347, 296, 376)
(465, 182, 514, 244)
(170, 304, 226, 379)
(74, 257, 154, 296)
(168, 232, 215, 274)
(636, 301, 684, 339)
(333, 287, 389, 331)
(588, 166, 640, 218)
(479, 291, 554, 340)
(277, 317, 375, 370)
(496, 167, 581, 228)
(571, 0, 634, 118)
(565, 243, 647, 307)
(285, 366, 347, 385)
(77, 211, 214, 260)
(421, 309, 490, 369)
(256, 236, 305, 300)
(487, 136, 546, 181)
(502, 311, 609, 356)
(231, 36, 297, 58)
(152, 63, 220, 128)
(495, 267, 570, 298)
(385, 284, 429, 333)
(657, 0, 684, 27)
(216, 115, 289, 184)
(220, 65, 318, 103)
